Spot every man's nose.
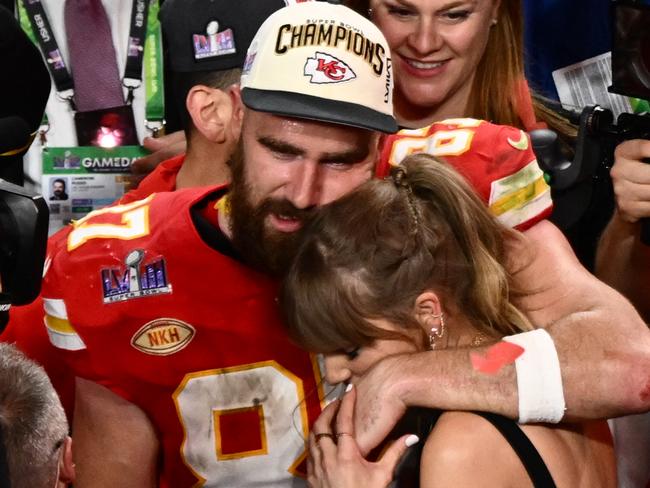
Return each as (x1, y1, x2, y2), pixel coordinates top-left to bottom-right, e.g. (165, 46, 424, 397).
(286, 160, 321, 210)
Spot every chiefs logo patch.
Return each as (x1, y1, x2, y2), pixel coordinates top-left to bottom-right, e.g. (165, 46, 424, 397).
(131, 318, 195, 356)
(304, 52, 356, 83)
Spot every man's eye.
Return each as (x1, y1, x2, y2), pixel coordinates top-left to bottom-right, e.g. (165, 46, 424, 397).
(273, 151, 297, 161)
(325, 161, 353, 168)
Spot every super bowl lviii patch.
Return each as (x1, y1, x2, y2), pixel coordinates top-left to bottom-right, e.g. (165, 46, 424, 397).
(193, 20, 236, 60)
(304, 52, 356, 83)
(131, 318, 195, 356)
(101, 249, 172, 304)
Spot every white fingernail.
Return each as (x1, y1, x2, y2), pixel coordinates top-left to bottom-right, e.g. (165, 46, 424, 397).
(345, 383, 353, 393)
(405, 435, 419, 447)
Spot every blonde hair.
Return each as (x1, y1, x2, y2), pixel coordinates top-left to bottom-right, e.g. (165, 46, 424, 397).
(281, 154, 533, 353)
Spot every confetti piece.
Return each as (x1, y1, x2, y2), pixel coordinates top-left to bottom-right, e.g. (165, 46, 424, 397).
(470, 341, 525, 374)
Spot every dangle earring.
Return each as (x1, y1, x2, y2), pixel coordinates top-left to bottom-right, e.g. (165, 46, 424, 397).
(428, 313, 446, 350)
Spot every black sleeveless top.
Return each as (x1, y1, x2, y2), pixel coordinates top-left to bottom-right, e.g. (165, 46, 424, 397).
(390, 408, 557, 487)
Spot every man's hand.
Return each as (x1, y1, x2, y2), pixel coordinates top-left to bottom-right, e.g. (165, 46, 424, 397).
(129, 131, 187, 187)
(596, 138, 650, 319)
(610, 139, 650, 223)
(351, 355, 409, 455)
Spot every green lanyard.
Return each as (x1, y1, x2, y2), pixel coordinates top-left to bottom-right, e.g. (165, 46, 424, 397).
(144, 0, 165, 134)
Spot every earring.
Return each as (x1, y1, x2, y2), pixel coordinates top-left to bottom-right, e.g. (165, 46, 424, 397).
(428, 313, 445, 350)
(367, 8, 373, 18)
(490, 18, 498, 26)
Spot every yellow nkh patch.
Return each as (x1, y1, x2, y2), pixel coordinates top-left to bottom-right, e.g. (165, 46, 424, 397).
(131, 318, 195, 356)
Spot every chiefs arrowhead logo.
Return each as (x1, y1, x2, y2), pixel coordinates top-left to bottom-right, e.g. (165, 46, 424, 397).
(507, 130, 530, 151)
(131, 318, 195, 356)
(304, 52, 356, 84)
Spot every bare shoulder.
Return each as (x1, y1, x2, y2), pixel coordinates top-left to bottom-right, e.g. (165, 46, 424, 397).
(419, 411, 529, 488)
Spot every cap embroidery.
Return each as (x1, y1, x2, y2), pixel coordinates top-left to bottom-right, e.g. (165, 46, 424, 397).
(193, 20, 236, 60)
(304, 52, 356, 83)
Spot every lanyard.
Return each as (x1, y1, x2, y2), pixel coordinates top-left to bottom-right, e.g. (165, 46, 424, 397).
(143, 0, 165, 130)
(18, 0, 165, 127)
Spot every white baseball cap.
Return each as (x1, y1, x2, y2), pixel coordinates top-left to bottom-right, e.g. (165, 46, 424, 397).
(240, 2, 397, 133)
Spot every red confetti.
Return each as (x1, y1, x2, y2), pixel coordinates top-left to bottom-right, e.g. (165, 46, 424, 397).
(470, 341, 525, 375)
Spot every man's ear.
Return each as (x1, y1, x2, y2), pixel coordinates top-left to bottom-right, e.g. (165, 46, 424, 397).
(413, 291, 442, 332)
(226, 84, 244, 142)
(186, 85, 233, 143)
(57, 436, 75, 486)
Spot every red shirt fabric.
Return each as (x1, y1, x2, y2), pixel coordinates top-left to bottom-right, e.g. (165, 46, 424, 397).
(118, 154, 185, 205)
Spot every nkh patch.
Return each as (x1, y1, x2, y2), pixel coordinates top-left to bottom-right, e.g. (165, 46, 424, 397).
(304, 52, 356, 83)
(193, 20, 236, 60)
(101, 249, 172, 304)
(131, 318, 195, 356)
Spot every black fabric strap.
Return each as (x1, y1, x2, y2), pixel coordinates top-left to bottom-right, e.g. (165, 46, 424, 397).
(123, 0, 149, 82)
(21, 0, 74, 92)
(475, 412, 557, 488)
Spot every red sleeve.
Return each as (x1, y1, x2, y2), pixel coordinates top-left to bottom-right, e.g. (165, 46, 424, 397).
(118, 154, 185, 205)
(377, 119, 553, 230)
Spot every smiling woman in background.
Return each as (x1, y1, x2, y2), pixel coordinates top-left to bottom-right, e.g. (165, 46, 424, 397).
(345, 0, 572, 135)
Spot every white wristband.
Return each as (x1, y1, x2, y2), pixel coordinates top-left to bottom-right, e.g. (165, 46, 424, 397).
(503, 329, 566, 423)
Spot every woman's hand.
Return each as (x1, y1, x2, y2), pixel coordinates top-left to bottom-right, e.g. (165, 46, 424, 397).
(308, 385, 418, 488)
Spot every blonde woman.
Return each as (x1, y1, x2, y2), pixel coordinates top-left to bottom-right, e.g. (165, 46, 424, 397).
(281, 154, 615, 487)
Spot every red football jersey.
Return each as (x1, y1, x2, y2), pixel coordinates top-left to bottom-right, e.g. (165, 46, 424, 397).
(118, 154, 185, 205)
(41, 187, 325, 487)
(377, 118, 553, 231)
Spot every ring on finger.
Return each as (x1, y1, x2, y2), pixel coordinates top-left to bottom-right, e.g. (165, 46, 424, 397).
(336, 432, 354, 439)
(314, 433, 336, 442)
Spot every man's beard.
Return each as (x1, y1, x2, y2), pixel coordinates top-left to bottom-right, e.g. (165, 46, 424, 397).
(227, 141, 316, 277)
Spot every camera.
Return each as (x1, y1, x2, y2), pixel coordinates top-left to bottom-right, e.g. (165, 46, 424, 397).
(532, 0, 650, 252)
(0, 180, 49, 306)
